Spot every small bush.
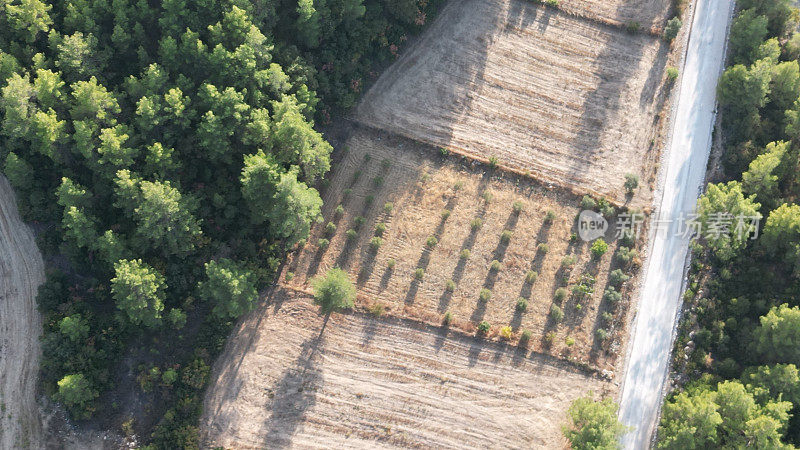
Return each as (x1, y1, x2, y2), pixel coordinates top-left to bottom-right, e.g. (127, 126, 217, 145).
(555, 287, 568, 302)
(608, 269, 630, 288)
(354, 216, 366, 229)
(488, 156, 499, 169)
(478, 321, 491, 333)
(616, 247, 640, 266)
(470, 218, 483, 231)
(318, 238, 330, 249)
(426, 236, 438, 248)
(381, 158, 391, 170)
(565, 336, 575, 347)
(490, 260, 502, 272)
(626, 21, 640, 33)
(601, 311, 613, 324)
(666, 67, 679, 82)
(453, 181, 464, 191)
(596, 328, 609, 341)
(343, 187, 353, 198)
(352, 169, 362, 183)
(597, 198, 615, 218)
(387, 259, 396, 270)
(383, 202, 394, 213)
(346, 229, 357, 241)
(580, 195, 596, 210)
(624, 173, 639, 194)
(373, 176, 384, 187)
(591, 239, 609, 259)
(445, 279, 456, 292)
(538, 243, 549, 254)
(500, 230, 513, 244)
(545, 331, 557, 344)
(364, 153, 371, 162)
(479, 288, 492, 301)
(374, 222, 386, 236)
(550, 304, 564, 322)
(516, 297, 528, 312)
(440, 147, 450, 157)
(369, 303, 385, 317)
(420, 172, 430, 183)
(603, 287, 622, 305)
(561, 255, 577, 268)
(414, 268, 425, 280)
(365, 194, 374, 206)
(441, 209, 451, 220)
(443, 311, 453, 326)
(334, 204, 344, 217)
(545, 0, 559, 6)
(512, 201, 524, 214)
(619, 232, 635, 247)
(544, 210, 556, 223)
(663, 16, 682, 42)
(482, 191, 493, 203)
(525, 270, 538, 284)
(370, 237, 383, 252)
(285, 272, 294, 282)
(499, 326, 513, 340)
(520, 330, 533, 346)
(325, 221, 337, 236)
(460, 249, 471, 259)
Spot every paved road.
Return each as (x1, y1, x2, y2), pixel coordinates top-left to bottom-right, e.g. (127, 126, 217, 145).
(617, 0, 734, 447)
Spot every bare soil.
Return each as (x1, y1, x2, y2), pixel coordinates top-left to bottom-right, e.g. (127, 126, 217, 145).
(201, 290, 612, 449)
(286, 127, 635, 371)
(0, 176, 45, 449)
(558, 0, 672, 32)
(356, 0, 670, 205)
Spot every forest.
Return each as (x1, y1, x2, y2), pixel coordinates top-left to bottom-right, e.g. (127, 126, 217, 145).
(658, 0, 800, 447)
(0, 0, 442, 447)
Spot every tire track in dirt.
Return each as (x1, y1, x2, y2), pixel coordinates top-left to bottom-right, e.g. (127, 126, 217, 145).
(0, 175, 44, 449)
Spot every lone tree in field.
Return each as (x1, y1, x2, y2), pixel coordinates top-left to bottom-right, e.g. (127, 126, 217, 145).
(312, 267, 355, 315)
(562, 393, 628, 449)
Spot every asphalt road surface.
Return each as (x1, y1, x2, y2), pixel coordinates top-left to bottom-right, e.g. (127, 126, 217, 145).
(617, 0, 734, 447)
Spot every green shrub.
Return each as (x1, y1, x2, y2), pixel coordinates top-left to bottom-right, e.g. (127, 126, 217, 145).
(482, 191, 493, 203)
(373, 176, 384, 187)
(545, 0, 559, 6)
(626, 21, 640, 33)
(550, 304, 564, 322)
(565, 336, 575, 347)
(561, 255, 577, 268)
(663, 16, 682, 41)
(285, 272, 294, 282)
(601, 312, 614, 324)
(370, 237, 383, 251)
(445, 279, 456, 292)
(478, 321, 491, 333)
(346, 229, 357, 241)
(453, 181, 464, 190)
(334, 204, 344, 217)
(520, 330, 533, 346)
(608, 269, 630, 288)
(471, 218, 483, 231)
(374, 222, 386, 236)
(440, 147, 450, 157)
(384, 202, 394, 213)
(488, 156, 499, 169)
(545, 210, 557, 223)
(479, 288, 492, 301)
(443, 311, 453, 326)
(460, 249, 471, 259)
(538, 243, 549, 254)
(364, 153, 371, 162)
(441, 209, 451, 219)
(352, 170, 362, 183)
(616, 247, 639, 266)
(414, 268, 425, 280)
(513, 201, 524, 214)
(353, 216, 366, 229)
(325, 221, 337, 236)
(591, 239, 609, 259)
(318, 238, 330, 249)
(426, 236, 438, 248)
(525, 270, 538, 284)
(581, 195, 597, 210)
(490, 260, 502, 272)
(365, 194, 374, 206)
(369, 303, 385, 317)
(500, 326, 513, 340)
(312, 268, 356, 314)
(555, 287, 568, 302)
(545, 331, 557, 344)
(596, 328, 609, 341)
(603, 287, 622, 305)
(381, 159, 391, 170)
(500, 230, 513, 244)
(387, 259, 396, 270)
(516, 297, 528, 311)
(343, 188, 353, 198)
(666, 67, 679, 82)
(597, 197, 615, 218)
(624, 174, 639, 194)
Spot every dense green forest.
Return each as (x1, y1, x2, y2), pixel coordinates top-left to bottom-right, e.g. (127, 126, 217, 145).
(0, 0, 442, 446)
(658, 0, 800, 447)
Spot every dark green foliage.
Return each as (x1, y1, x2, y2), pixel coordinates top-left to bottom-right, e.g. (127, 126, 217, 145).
(663, 17, 682, 42)
(563, 395, 628, 449)
(312, 267, 355, 314)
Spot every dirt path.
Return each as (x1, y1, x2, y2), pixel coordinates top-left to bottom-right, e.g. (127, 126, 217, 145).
(0, 175, 45, 449)
(202, 289, 611, 448)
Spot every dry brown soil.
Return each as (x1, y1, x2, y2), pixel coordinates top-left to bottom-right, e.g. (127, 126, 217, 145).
(201, 290, 613, 449)
(356, 0, 669, 204)
(0, 176, 45, 449)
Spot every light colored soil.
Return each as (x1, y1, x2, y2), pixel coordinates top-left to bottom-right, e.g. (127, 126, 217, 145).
(356, 0, 669, 205)
(286, 128, 635, 371)
(201, 290, 613, 449)
(558, 0, 672, 32)
(0, 175, 45, 449)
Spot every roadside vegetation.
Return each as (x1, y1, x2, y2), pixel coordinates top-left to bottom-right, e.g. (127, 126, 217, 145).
(659, 0, 800, 446)
(0, 0, 443, 446)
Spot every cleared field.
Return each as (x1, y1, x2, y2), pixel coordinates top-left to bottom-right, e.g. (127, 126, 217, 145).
(559, 0, 672, 32)
(356, 0, 668, 203)
(285, 128, 635, 371)
(201, 291, 613, 449)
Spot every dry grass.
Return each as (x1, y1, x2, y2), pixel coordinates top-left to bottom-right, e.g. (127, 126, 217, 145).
(555, 0, 672, 32)
(286, 128, 636, 371)
(356, 0, 669, 205)
(201, 291, 613, 449)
